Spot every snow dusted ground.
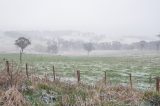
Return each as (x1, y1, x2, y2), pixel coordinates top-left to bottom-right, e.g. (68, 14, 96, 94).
(0, 51, 160, 90)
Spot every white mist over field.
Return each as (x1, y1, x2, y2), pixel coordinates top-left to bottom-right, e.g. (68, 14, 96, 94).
(0, 0, 159, 55)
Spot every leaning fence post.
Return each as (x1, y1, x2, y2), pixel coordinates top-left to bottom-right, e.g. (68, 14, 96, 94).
(77, 70, 80, 83)
(156, 77, 160, 92)
(53, 65, 55, 81)
(129, 73, 132, 89)
(26, 63, 29, 79)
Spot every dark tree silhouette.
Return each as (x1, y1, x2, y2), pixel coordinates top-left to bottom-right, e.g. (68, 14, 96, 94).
(15, 37, 31, 63)
(47, 40, 59, 54)
(139, 41, 146, 50)
(83, 42, 94, 55)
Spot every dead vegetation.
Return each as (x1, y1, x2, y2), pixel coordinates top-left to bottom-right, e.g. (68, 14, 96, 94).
(0, 87, 30, 106)
(0, 60, 158, 106)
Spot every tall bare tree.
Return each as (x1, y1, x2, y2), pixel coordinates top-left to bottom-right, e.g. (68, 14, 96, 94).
(139, 41, 146, 50)
(83, 42, 94, 56)
(15, 37, 31, 63)
(47, 40, 59, 54)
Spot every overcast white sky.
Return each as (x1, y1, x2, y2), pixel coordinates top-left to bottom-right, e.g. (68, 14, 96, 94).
(0, 0, 160, 42)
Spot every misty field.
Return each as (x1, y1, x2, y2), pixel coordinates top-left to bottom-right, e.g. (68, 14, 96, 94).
(1, 53, 160, 105)
(1, 53, 160, 90)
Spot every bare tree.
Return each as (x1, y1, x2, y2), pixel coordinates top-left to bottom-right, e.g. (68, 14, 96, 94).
(83, 42, 94, 55)
(47, 40, 59, 54)
(15, 37, 31, 63)
(139, 41, 146, 50)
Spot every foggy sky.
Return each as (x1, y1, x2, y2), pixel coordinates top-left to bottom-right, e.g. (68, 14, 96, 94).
(0, 0, 160, 42)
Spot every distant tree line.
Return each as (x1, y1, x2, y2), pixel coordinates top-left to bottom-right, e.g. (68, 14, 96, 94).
(93, 40, 160, 51)
(46, 38, 160, 52)
(5, 31, 160, 55)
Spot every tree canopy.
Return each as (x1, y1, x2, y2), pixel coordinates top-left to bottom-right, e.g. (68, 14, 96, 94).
(15, 37, 31, 51)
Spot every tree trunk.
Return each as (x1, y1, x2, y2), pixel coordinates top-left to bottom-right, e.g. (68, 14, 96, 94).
(20, 50, 22, 64)
(20, 49, 23, 64)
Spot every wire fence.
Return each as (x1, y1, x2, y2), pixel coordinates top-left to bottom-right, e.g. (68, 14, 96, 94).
(1, 60, 160, 92)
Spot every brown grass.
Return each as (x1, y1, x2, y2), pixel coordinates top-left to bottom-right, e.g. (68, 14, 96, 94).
(0, 87, 30, 106)
(0, 61, 145, 106)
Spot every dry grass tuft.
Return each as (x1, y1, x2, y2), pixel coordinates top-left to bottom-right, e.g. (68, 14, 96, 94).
(0, 87, 30, 106)
(0, 70, 27, 90)
(0, 72, 9, 89)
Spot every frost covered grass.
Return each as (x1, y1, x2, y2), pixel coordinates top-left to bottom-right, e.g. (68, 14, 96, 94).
(0, 52, 160, 105)
(0, 52, 160, 89)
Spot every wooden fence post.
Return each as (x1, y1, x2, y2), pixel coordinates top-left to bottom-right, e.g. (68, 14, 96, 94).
(104, 71, 107, 85)
(77, 70, 80, 83)
(26, 63, 29, 79)
(53, 65, 55, 81)
(6, 61, 9, 74)
(6, 61, 12, 87)
(156, 77, 160, 92)
(129, 73, 132, 89)
(149, 75, 152, 88)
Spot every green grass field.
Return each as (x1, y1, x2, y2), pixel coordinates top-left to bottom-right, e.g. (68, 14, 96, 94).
(0, 53, 160, 90)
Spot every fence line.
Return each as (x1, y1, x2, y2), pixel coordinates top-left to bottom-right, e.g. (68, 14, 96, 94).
(1, 60, 160, 91)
